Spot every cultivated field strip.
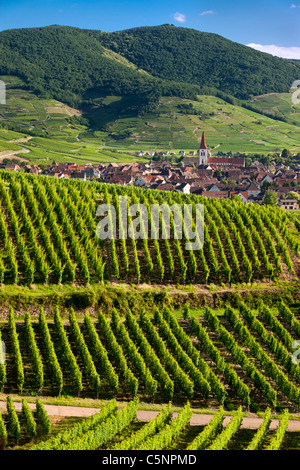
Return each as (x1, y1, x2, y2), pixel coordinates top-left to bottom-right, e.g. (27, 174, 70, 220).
(28, 401, 293, 451)
(0, 171, 298, 285)
(1, 303, 300, 411)
(0, 396, 296, 450)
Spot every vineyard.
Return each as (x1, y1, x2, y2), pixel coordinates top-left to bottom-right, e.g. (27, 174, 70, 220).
(0, 171, 298, 287)
(0, 171, 300, 452)
(28, 401, 293, 451)
(0, 397, 296, 451)
(0, 303, 300, 412)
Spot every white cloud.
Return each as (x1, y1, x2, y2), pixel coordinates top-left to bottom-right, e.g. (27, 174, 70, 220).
(290, 4, 300, 7)
(247, 43, 300, 59)
(173, 12, 186, 23)
(200, 10, 215, 16)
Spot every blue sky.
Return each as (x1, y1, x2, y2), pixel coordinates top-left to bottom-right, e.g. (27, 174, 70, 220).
(1, 0, 300, 58)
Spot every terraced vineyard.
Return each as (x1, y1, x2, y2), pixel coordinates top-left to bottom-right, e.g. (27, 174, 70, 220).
(0, 172, 299, 451)
(0, 171, 298, 287)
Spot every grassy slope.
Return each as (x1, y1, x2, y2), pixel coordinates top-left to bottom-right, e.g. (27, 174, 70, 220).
(99, 95, 300, 154)
(1, 78, 300, 164)
(250, 92, 300, 127)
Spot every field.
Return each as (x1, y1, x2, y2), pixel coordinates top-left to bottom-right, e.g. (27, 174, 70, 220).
(0, 147, 299, 452)
(98, 95, 300, 154)
(0, 171, 298, 287)
(1, 301, 300, 450)
(250, 92, 300, 127)
(1, 76, 300, 168)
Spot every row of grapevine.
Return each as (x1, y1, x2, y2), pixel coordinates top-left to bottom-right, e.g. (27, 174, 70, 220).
(225, 307, 300, 408)
(139, 310, 194, 398)
(0, 304, 300, 408)
(84, 312, 119, 394)
(204, 308, 277, 407)
(69, 308, 101, 397)
(24, 312, 44, 393)
(51, 398, 139, 450)
(111, 309, 158, 397)
(54, 307, 83, 396)
(24, 400, 291, 451)
(265, 409, 290, 450)
(8, 308, 24, 393)
(207, 406, 243, 450)
(190, 317, 250, 406)
(113, 402, 172, 450)
(125, 309, 174, 399)
(239, 304, 300, 384)
(39, 307, 63, 395)
(97, 310, 139, 396)
(161, 306, 226, 403)
(1, 396, 51, 448)
(140, 402, 192, 450)
(153, 308, 211, 398)
(31, 399, 117, 450)
(186, 407, 225, 450)
(246, 408, 272, 450)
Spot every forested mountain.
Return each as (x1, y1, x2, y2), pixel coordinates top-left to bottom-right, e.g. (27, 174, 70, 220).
(0, 24, 300, 109)
(97, 25, 300, 99)
(0, 25, 208, 110)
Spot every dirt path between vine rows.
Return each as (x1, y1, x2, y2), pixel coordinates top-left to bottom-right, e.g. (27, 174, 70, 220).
(1, 401, 300, 432)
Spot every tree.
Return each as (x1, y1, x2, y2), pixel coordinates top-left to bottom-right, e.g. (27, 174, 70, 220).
(213, 169, 222, 178)
(287, 191, 300, 201)
(281, 149, 291, 159)
(264, 190, 278, 206)
(261, 155, 271, 167)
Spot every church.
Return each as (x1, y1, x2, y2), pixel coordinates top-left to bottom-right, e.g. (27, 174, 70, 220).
(182, 132, 245, 168)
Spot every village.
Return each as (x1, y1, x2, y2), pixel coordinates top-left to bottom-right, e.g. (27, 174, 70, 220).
(2, 132, 300, 210)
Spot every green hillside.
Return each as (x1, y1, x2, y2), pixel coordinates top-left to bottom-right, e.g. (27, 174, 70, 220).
(1, 80, 300, 164)
(0, 25, 203, 110)
(1, 24, 300, 106)
(94, 94, 300, 154)
(249, 92, 300, 127)
(97, 24, 300, 99)
(1, 24, 300, 162)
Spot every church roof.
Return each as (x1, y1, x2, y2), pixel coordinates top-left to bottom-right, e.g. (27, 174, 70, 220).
(200, 132, 207, 150)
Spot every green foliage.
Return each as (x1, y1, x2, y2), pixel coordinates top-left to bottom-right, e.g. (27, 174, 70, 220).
(6, 396, 21, 443)
(8, 307, 24, 393)
(35, 399, 52, 436)
(99, 25, 300, 99)
(264, 190, 278, 206)
(32, 399, 117, 449)
(21, 399, 37, 437)
(0, 410, 7, 447)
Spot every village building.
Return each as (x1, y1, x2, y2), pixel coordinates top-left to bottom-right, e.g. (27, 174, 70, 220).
(278, 199, 299, 210)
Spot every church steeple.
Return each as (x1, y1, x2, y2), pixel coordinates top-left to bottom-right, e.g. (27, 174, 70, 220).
(200, 131, 207, 150)
(198, 131, 210, 166)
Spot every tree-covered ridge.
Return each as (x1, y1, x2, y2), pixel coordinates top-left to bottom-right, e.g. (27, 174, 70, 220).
(0, 25, 205, 110)
(97, 24, 300, 99)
